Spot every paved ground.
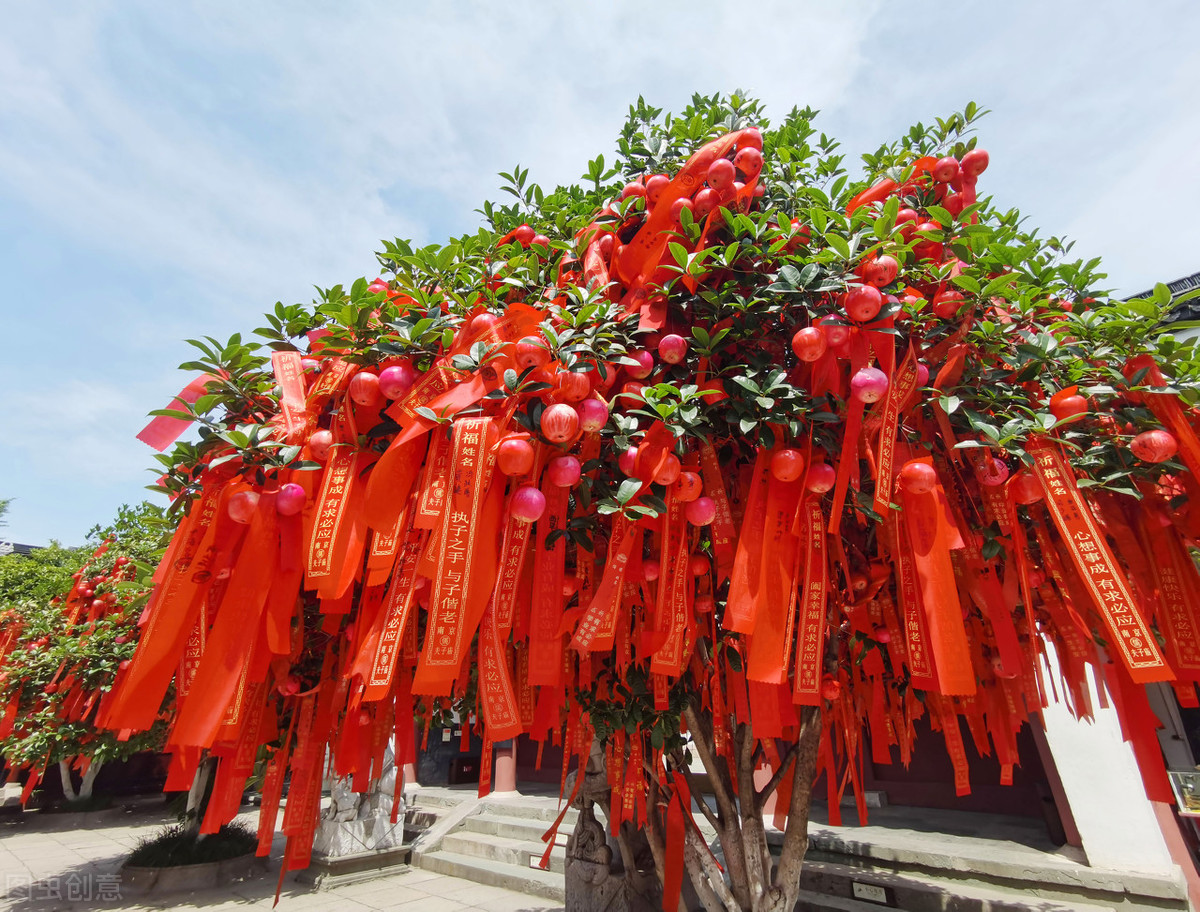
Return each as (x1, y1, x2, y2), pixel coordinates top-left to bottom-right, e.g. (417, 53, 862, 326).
(0, 800, 563, 912)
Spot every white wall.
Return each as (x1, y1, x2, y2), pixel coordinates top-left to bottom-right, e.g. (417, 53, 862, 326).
(1039, 640, 1177, 873)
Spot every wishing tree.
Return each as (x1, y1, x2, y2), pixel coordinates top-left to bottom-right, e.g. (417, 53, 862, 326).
(94, 94, 1200, 911)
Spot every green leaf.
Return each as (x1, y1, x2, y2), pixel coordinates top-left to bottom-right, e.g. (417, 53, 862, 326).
(951, 274, 981, 294)
(616, 479, 642, 505)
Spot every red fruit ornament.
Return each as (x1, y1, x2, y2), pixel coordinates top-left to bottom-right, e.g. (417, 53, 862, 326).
(516, 337, 550, 371)
(689, 554, 710, 576)
(874, 625, 892, 644)
(277, 483, 307, 516)
(863, 255, 899, 289)
(733, 146, 763, 178)
(898, 461, 937, 494)
(694, 188, 720, 218)
(670, 197, 693, 223)
(654, 453, 682, 486)
(913, 223, 944, 262)
(673, 471, 703, 502)
(618, 446, 639, 476)
(625, 349, 654, 379)
(541, 403, 580, 444)
(301, 358, 320, 374)
(378, 363, 416, 400)
(645, 174, 669, 205)
(497, 436, 536, 476)
(621, 181, 646, 200)
(349, 371, 381, 407)
(850, 367, 889, 403)
(642, 559, 661, 582)
(976, 456, 1010, 487)
(932, 156, 959, 183)
(961, 148, 990, 178)
(577, 397, 610, 432)
(548, 455, 582, 488)
(791, 326, 828, 362)
(1050, 394, 1088, 423)
(511, 486, 547, 523)
(513, 224, 536, 246)
(658, 334, 688, 365)
(707, 158, 736, 191)
(845, 285, 883, 322)
(819, 317, 850, 348)
(932, 291, 966, 319)
(806, 463, 836, 494)
(1010, 472, 1043, 505)
(621, 381, 646, 403)
(1131, 429, 1177, 463)
(309, 429, 334, 462)
(896, 208, 919, 241)
(699, 379, 728, 403)
(555, 370, 591, 403)
(821, 676, 841, 701)
(916, 363, 930, 386)
(469, 313, 500, 336)
(228, 490, 260, 524)
(771, 448, 805, 482)
(686, 497, 717, 526)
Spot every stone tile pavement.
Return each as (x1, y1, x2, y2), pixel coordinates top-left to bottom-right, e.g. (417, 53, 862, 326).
(0, 801, 563, 912)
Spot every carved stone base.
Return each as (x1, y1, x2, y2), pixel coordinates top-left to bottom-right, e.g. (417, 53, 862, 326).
(564, 741, 661, 912)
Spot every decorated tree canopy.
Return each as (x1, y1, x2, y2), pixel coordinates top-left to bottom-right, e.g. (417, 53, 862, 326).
(0, 503, 168, 804)
(93, 94, 1200, 910)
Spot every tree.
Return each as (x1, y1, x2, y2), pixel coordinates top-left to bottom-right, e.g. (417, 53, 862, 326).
(99, 93, 1200, 909)
(0, 502, 169, 804)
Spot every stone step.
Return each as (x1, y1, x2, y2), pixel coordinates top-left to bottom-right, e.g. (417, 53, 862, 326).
(795, 830, 1188, 910)
(797, 858, 1119, 912)
(404, 789, 475, 811)
(478, 797, 579, 824)
(793, 887, 917, 912)
(460, 812, 574, 843)
(442, 830, 568, 874)
(418, 850, 566, 903)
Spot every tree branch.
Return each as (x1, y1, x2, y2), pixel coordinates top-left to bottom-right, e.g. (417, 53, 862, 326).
(58, 760, 77, 804)
(775, 705, 822, 908)
(685, 825, 740, 912)
(685, 702, 751, 910)
(735, 722, 766, 901)
(641, 777, 667, 892)
(756, 741, 798, 802)
(684, 702, 736, 822)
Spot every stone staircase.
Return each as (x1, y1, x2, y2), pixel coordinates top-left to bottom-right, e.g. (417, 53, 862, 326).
(402, 789, 1190, 912)
(409, 790, 572, 902)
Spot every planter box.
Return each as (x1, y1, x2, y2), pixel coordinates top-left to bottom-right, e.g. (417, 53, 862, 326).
(121, 852, 264, 895)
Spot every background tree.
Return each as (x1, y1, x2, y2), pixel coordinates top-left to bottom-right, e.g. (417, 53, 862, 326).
(0, 502, 169, 805)
(98, 93, 1200, 911)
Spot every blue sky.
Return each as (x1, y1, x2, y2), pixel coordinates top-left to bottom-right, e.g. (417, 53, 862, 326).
(2, 1, 1198, 546)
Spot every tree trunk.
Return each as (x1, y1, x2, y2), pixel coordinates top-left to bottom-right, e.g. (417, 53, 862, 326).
(756, 705, 822, 912)
(182, 756, 217, 839)
(77, 760, 103, 802)
(686, 701, 823, 912)
(58, 760, 78, 804)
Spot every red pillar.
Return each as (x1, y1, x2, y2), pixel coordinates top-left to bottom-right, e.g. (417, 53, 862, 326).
(493, 740, 519, 793)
